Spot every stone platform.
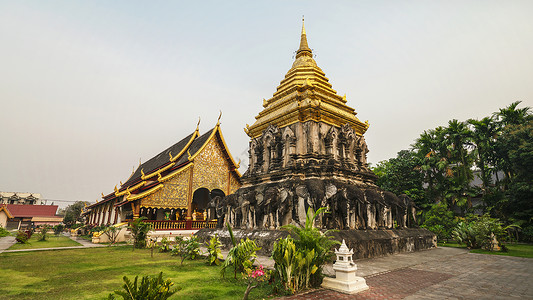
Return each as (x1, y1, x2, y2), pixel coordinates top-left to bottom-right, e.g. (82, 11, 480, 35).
(195, 228, 435, 258)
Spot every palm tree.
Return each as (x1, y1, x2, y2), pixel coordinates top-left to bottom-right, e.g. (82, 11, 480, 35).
(494, 101, 531, 126)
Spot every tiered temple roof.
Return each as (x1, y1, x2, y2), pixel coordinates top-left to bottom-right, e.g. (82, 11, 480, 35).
(245, 20, 369, 138)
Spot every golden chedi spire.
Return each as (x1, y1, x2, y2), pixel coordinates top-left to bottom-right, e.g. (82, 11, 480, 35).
(246, 20, 369, 138)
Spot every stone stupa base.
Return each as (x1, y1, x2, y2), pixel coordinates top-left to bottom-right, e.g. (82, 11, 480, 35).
(322, 275, 369, 294)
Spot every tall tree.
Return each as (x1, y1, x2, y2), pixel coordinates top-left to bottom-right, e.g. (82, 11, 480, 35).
(63, 201, 90, 226)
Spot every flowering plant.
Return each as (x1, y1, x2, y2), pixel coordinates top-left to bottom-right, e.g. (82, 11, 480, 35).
(242, 264, 270, 300)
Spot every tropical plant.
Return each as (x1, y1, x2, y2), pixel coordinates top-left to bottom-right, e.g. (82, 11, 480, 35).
(15, 230, 30, 244)
(420, 203, 457, 242)
(38, 225, 50, 241)
(171, 236, 201, 265)
(128, 217, 152, 249)
(205, 234, 223, 266)
(53, 224, 65, 235)
(453, 214, 506, 251)
(107, 272, 180, 300)
(103, 225, 122, 246)
(279, 207, 339, 289)
(158, 237, 171, 253)
(221, 223, 261, 279)
(242, 264, 270, 300)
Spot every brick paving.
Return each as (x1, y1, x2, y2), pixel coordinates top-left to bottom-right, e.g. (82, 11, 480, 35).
(279, 248, 533, 299)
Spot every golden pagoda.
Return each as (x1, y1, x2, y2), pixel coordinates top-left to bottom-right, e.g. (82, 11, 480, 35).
(245, 19, 369, 138)
(242, 19, 375, 185)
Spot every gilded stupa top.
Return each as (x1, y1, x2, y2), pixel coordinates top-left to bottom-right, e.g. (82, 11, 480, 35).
(245, 19, 369, 138)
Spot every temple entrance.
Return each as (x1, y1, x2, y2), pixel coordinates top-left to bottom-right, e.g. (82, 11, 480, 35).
(191, 188, 225, 221)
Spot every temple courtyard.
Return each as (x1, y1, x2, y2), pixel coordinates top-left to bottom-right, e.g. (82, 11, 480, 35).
(0, 235, 531, 299)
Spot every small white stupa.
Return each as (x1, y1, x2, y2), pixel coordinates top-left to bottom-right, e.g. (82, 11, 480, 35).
(322, 239, 369, 294)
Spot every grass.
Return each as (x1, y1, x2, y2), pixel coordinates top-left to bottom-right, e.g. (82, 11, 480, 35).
(0, 247, 273, 300)
(8, 235, 81, 250)
(470, 243, 533, 258)
(438, 241, 533, 258)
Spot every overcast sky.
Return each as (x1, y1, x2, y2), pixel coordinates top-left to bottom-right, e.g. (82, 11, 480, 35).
(1, 1, 532, 207)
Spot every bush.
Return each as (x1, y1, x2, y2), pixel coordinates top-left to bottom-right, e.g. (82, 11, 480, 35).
(108, 272, 180, 300)
(0, 227, 10, 237)
(221, 223, 261, 279)
(275, 207, 339, 292)
(16, 230, 30, 244)
(103, 225, 122, 245)
(158, 237, 171, 253)
(171, 236, 201, 265)
(38, 225, 50, 241)
(128, 218, 152, 249)
(420, 203, 458, 242)
(53, 224, 65, 235)
(205, 234, 223, 266)
(453, 214, 505, 251)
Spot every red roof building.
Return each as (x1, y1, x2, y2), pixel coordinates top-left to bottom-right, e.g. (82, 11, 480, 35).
(0, 204, 63, 230)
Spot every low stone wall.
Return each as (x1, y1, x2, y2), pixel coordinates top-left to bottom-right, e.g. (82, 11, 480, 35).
(196, 228, 436, 259)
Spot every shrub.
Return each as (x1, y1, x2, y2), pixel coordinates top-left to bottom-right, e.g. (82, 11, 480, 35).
(108, 272, 180, 300)
(171, 236, 201, 265)
(242, 264, 271, 300)
(0, 227, 10, 237)
(453, 214, 505, 251)
(420, 203, 458, 242)
(16, 230, 29, 244)
(279, 207, 339, 290)
(38, 226, 50, 241)
(158, 237, 171, 253)
(221, 223, 261, 279)
(128, 217, 152, 249)
(205, 234, 223, 266)
(53, 224, 65, 235)
(103, 225, 122, 245)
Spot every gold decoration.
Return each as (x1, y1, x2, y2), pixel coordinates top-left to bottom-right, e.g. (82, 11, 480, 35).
(169, 151, 173, 161)
(141, 169, 145, 178)
(115, 181, 145, 196)
(128, 184, 163, 201)
(192, 138, 230, 192)
(246, 22, 369, 138)
(140, 167, 191, 209)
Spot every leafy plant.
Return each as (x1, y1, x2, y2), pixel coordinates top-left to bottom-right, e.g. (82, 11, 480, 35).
(242, 264, 270, 300)
(38, 225, 50, 241)
(53, 224, 65, 235)
(16, 230, 29, 244)
(453, 214, 506, 251)
(103, 225, 122, 246)
(221, 223, 261, 279)
(420, 203, 458, 242)
(107, 272, 180, 300)
(158, 237, 171, 253)
(171, 236, 201, 265)
(128, 217, 152, 249)
(205, 234, 223, 266)
(0, 227, 10, 237)
(279, 207, 339, 289)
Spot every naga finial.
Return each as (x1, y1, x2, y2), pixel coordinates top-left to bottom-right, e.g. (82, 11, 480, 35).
(196, 117, 201, 131)
(187, 149, 192, 161)
(169, 151, 173, 161)
(141, 169, 145, 178)
(217, 110, 222, 126)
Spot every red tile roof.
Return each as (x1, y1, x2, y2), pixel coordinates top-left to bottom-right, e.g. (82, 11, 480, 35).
(2, 204, 58, 217)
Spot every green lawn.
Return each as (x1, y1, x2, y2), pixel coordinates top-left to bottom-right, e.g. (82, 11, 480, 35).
(470, 243, 533, 258)
(0, 247, 272, 300)
(438, 241, 533, 258)
(8, 235, 81, 250)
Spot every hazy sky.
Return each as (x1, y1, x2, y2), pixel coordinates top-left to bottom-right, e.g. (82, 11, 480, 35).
(1, 1, 532, 207)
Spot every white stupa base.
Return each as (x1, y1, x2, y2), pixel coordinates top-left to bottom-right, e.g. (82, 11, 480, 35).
(322, 276, 369, 294)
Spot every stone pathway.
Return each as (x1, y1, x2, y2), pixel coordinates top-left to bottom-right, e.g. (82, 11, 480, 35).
(0, 236, 16, 254)
(278, 247, 533, 299)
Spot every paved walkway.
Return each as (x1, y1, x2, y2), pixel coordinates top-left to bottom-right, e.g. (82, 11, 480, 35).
(278, 247, 533, 299)
(0, 236, 16, 254)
